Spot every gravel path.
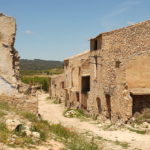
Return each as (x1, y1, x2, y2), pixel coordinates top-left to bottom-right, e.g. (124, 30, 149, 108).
(38, 93, 150, 150)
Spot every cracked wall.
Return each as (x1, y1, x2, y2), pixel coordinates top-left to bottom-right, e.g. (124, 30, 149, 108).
(0, 13, 20, 95)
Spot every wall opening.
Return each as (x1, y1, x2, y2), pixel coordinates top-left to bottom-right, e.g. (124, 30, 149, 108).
(61, 81, 65, 89)
(76, 92, 80, 102)
(131, 94, 150, 114)
(105, 94, 111, 119)
(115, 60, 121, 68)
(81, 76, 90, 93)
(94, 40, 98, 50)
(96, 97, 102, 113)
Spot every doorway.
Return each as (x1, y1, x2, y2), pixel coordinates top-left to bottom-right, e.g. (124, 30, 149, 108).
(105, 94, 111, 119)
(131, 94, 150, 114)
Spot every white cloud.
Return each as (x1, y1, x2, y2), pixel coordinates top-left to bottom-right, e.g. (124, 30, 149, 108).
(24, 30, 34, 35)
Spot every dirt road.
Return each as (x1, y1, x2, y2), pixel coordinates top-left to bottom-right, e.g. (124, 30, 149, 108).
(38, 93, 150, 150)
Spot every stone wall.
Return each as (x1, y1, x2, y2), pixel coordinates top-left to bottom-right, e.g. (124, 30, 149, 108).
(64, 51, 90, 108)
(89, 20, 150, 121)
(0, 13, 20, 95)
(49, 74, 65, 103)
(49, 20, 150, 122)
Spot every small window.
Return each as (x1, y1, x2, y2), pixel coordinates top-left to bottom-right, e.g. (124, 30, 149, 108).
(94, 40, 98, 50)
(115, 60, 121, 68)
(61, 81, 65, 89)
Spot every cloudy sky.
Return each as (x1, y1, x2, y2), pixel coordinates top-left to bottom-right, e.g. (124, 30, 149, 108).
(1, 0, 150, 60)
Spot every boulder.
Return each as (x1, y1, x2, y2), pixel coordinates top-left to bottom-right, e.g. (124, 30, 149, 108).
(32, 132, 40, 139)
(5, 119, 22, 131)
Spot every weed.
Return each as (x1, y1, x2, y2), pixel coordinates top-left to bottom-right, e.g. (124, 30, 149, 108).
(0, 122, 10, 144)
(52, 97, 61, 104)
(0, 110, 6, 117)
(49, 124, 99, 150)
(115, 140, 129, 149)
(31, 120, 50, 141)
(128, 128, 146, 134)
(20, 112, 37, 122)
(0, 101, 10, 111)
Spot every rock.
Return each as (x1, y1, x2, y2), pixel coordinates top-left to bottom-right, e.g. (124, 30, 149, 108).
(5, 119, 21, 131)
(64, 109, 78, 118)
(98, 124, 102, 128)
(142, 122, 150, 128)
(25, 130, 32, 136)
(32, 132, 40, 139)
(105, 119, 111, 125)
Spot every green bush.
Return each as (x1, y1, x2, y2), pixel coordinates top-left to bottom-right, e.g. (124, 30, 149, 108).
(21, 76, 49, 92)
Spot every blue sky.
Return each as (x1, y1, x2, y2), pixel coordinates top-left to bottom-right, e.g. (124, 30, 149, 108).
(1, 0, 150, 60)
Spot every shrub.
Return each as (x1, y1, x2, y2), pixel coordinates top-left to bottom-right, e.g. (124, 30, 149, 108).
(21, 76, 49, 92)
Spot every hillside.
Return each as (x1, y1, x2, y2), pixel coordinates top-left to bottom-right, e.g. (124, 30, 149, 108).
(20, 59, 63, 70)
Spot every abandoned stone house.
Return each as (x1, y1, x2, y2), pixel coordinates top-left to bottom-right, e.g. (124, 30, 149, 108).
(64, 50, 90, 108)
(49, 74, 65, 103)
(50, 20, 150, 122)
(0, 14, 38, 113)
(0, 13, 20, 95)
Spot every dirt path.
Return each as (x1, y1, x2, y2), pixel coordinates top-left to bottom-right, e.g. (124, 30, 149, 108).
(38, 93, 150, 150)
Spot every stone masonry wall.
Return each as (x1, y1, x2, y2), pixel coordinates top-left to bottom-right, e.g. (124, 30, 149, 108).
(49, 74, 65, 103)
(64, 51, 90, 107)
(89, 20, 150, 122)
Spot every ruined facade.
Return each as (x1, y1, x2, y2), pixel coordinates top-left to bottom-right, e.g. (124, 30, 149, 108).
(50, 20, 150, 122)
(49, 74, 65, 103)
(0, 14, 20, 95)
(89, 20, 150, 121)
(64, 51, 90, 108)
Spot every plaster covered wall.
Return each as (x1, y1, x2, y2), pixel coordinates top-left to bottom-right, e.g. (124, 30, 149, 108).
(126, 54, 150, 89)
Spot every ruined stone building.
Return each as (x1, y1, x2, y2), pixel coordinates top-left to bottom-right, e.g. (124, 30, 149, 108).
(49, 74, 65, 103)
(64, 50, 90, 108)
(0, 14, 38, 113)
(0, 14, 20, 95)
(49, 20, 150, 122)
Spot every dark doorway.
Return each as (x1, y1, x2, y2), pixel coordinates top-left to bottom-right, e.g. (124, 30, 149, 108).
(96, 97, 102, 113)
(131, 94, 150, 114)
(76, 92, 80, 102)
(105, 94, 111, 119)
(82, 76, 90, 93)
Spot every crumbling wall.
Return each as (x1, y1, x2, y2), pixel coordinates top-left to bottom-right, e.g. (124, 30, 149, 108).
(49, 74, 65, 102)
(64, 51, 90, 108)
(0, 13, 20, 95)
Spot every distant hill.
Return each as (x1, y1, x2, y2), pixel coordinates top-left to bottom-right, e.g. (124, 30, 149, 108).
(20, 59, 64, 70)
